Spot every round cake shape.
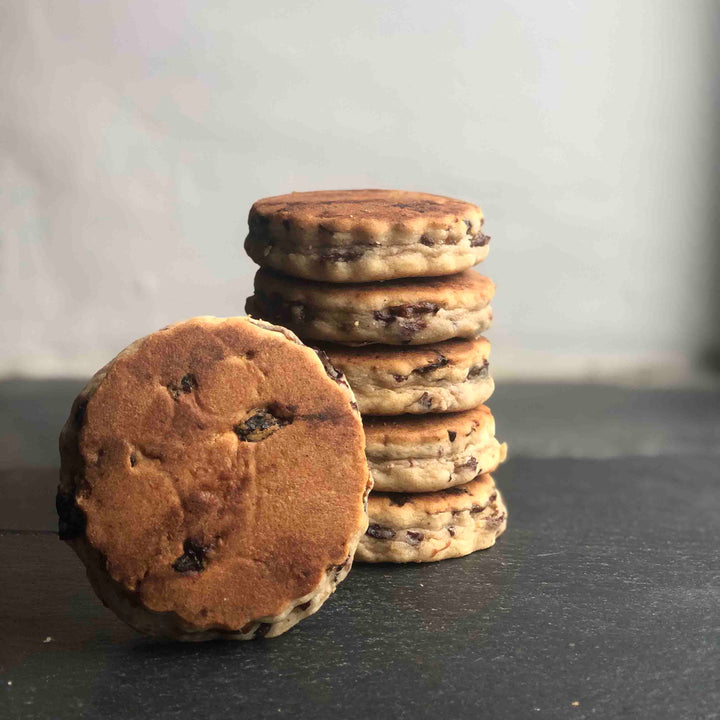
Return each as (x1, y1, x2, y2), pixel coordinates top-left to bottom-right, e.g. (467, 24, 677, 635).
(246, 269, 495, 346)
(364, 406, 507, 492)
(319, 337, 494, 415)
(57, 316, 371, 640)
(357, 474, 507, 563)
(244, 189, 490, 282)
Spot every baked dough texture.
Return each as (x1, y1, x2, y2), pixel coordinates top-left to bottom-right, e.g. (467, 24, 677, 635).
(357, 474, 507, 563)
(57, 316, 371, 640)
(320, 337, 493, 415)
(364, 406, 507, 492)
(244, 189, 491, 282)
(247, 269, 494, 346)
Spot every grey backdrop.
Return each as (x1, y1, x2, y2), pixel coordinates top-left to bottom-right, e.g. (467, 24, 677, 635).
(1, 0, 718, 379)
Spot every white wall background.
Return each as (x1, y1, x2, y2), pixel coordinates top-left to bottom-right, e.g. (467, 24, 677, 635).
(1, 0, 718, 379)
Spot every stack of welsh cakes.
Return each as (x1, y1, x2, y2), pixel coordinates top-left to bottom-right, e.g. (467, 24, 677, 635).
(245, 189, 507, 564)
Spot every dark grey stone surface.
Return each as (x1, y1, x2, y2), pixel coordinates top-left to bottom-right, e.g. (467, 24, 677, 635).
(1, 381, 719, 719)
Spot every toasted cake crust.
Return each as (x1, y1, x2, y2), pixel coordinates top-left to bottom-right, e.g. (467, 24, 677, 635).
(357, 474, 507, 563)
(58, 316, 371, 640)
(319, 338, 493, 415)
(244, 189, 490, 282)
(364, 405, 495, 448)
(364, 407, 507, 492)
(247, 269, 494, 345)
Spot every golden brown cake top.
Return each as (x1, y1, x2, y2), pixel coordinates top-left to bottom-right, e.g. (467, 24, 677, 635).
(368, 474, 498, 524)
(319, 337, 490, 374)
(250, 189, 483, 237)
(363, 405, 495, 447)
(58, 316, 369, 632)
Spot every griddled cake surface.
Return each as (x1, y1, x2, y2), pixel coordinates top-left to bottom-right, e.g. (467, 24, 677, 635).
(58, 316, 369, 633)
